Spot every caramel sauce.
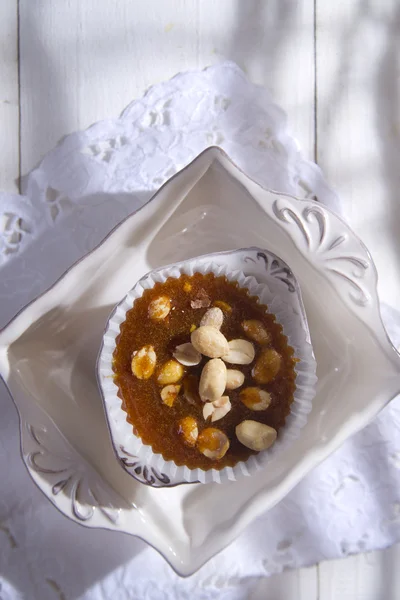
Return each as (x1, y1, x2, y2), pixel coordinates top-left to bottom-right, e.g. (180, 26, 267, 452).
(112, 273, 296, 470)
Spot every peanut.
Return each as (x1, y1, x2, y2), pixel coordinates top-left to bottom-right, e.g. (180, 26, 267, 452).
(183, 374, 201, 405)
(199, 358, 227, 401)
(198, 428, 230, 460)
(157, 360, 184, 385)
(213, 300, 232, 313)
(242, 320, 271, 345)
(191, 326, 229, 358)
(252, 349, 282, 384)
(177, 416, 198, 447)
(240, 387, 271, 411)
(173, 342, 202, 366)
(148, 296, 171, 320)
(222, 339, 255, 365)
(200, 307, 224, 330)
(225, 369, 245, 390)
(236, 420, 277, 451)
(131, 345, 156, 379)
(161, 384, 181, 407)
(203, 396, 231, 422)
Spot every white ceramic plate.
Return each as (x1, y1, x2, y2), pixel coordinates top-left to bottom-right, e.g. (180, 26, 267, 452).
(1, 147, 400, 576)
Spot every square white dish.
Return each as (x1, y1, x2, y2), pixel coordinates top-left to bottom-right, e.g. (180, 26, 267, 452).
(0, 147, 399, 576)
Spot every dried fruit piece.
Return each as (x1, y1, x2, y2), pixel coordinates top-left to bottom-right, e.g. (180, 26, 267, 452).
(157, 360, 184, 385)
(190, 324, 197, 333)
(199, 358, 227, 401)
(183, 374, 201, 405)
(191, 326, 229, 358)
(161, 384, 181, 407)
(222, 339, 255, 365)
(242, 320, 271, 345)
(178, 416, 198, 447)
(236, 420, 277, 451)
(240, 387, 271, 411)
(191, 289, 211, 309)
(148, 296, 171, 321)
(225, 369, 245, 390)
(173, 343, 202, 366)
(213, 300, 232, 313)
(131, 345, 156, 380)
(200, 307, 224, 330)
(203, 396, 231, 422)
(252, 348, 282, 384)
(198, 427, 230, 460)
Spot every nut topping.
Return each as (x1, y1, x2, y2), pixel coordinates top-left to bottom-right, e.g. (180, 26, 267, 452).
(178, 416, 198, 447)
(225, 369, 245, 390)
(203, 396, 231, 422)
(199, 358, 227, 401)
(173, 343, 202, 366)
(161, 384, 181, 407)
(191, 326, 229, 358)
(131, 345, 156, 380)
(242, 320, 271, 345)
(157, 360, 184, 385)
(200, 307, 224, 330)
(240, 387, 271, 411)
(222, 339, 255, 365)
(236, 420, 277, 451)
(148, 296, 171, 321)
(190, 289, 211, 309)
(183, 374, 201, 405)
(252, 348, 282, 384)
(213, 300, 232, 313)
(198, 428, 230, 460)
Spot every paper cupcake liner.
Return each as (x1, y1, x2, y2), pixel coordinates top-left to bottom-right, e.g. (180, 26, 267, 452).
(98, 258, 317, 486)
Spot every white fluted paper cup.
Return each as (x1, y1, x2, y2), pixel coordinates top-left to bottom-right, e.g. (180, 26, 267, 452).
(97, 249, 317, 487)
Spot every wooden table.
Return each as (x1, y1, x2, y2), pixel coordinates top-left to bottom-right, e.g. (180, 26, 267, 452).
(1, 0, 399, 597)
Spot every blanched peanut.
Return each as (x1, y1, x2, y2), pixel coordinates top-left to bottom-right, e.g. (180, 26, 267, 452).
(183, 374, 201, 405)
(148, 296, 171, 320)
(225, 369, 245, 390)
(173, 343, 202, 366)
(198, 428, 230, 460)
(222, 339, 255, 365)
(242, 320, 271, 345)
(131, 345, 156, 379)
(203, 396, 231, 422)
(199, 358, 227, 401)
(178, 416, 198, 447)
(252, 349, 282, 384)
(236, 420, 277, 451)
(161, 384, 181, 407)
(200, 307, 224, 330)
(240, 387, 271, 411)
(157, 360, 184, 385)
(191, 326, 229, 358)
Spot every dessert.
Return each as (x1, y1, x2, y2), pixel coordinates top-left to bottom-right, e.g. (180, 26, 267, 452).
(112, 272, 297, 470)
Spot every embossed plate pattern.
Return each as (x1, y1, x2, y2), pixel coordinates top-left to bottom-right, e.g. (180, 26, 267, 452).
(1, 148, 399, 575)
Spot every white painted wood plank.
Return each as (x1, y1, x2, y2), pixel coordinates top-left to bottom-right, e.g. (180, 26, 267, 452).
(319, 542, 400, 600)
(250, 566, 318, 599)
(0, 0, 19, 192)
(19, 0, 315, 173)
(316, 0, 400, 308)
(197, 0, 316, 159)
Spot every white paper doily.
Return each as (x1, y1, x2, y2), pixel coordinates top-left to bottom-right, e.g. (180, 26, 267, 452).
(1, 62, 400, 600)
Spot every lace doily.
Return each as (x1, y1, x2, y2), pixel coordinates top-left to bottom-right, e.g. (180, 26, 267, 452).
(1, 62, 400, 600)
